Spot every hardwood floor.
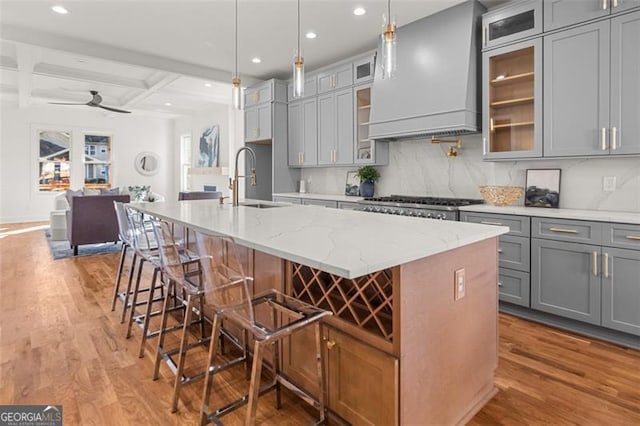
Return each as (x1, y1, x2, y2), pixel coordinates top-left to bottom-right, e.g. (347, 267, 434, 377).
(1, 222, 639, 425)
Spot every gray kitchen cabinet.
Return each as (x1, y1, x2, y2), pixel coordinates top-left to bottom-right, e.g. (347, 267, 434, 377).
(543, 20, 610, 157)
(317, 63, 353, 94)
(244, 103, 272, 142)
(318, 88, 354, 165)
(532, 217, 602, 244)
(272, 195, 302, 204)
(288, 98, 317, 167)
(287, 75, 318, 101)
(531, 238, 602, 325)
(461, 211, 532, 306)
(544, 11, 640, 157)
(543, 0, 610, 31)
(602, 247, 640, 336)
(301, 199, 338, 208)
(498, 268, 531, 307)
(482, 0, 542, 49)
(610, 10, 640, 155)
(244, 81, 272, 108)
(603, 222, 640, 250)
(353, 53, 375, 84)
(543, 0, 640, 31)
(483, 37, 542, 159)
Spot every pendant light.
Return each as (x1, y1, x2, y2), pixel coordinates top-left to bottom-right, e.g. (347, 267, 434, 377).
(231, 0, 242, 109)
(292, 0, 304, 98)
(381, 0, 396, 79)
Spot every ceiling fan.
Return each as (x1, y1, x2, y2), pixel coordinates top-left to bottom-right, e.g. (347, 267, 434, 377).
(50, 90, 131, 114)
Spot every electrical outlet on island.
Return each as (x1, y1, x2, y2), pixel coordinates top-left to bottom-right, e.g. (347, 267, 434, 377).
(603, 176, 616, 192)
(454, 268, 466, 301)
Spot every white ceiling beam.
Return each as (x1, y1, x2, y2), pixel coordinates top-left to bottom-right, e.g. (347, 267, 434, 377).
(15, 45, 37, 108)
(121, 72, 180, 107)
(33, 63, 148, 90)
(1, 24, 262, 88)
(154, 87, 231, 106)
(0, 56, 18, 70)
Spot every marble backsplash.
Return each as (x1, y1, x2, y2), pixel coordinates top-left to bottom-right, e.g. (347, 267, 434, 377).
(300, 134, 640, 212)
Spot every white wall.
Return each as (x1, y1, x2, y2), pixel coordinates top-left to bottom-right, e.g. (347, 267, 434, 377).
(0, 102, 174, 223)
(301, 134, 640, 212)
(172, 103, 244, 198)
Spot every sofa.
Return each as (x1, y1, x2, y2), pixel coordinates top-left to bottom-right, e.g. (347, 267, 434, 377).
(66, 194, 130, 255)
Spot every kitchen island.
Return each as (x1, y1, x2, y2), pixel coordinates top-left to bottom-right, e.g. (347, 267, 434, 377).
(132, 200, 508, 425)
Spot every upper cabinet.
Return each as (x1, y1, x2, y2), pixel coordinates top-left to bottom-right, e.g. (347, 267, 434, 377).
(317, 63, 353, 94)
(483, 37, 542, 159)
(544, 11, 640, 157)
(244, 80, 287, 143)
(287, 75, 317, 102)
(318, 88, 354, 165)
(482, 0, 543, 49)
(288, 98, 318, 167)
(353, 54, 376, 84)
(543, 0, 640, 31)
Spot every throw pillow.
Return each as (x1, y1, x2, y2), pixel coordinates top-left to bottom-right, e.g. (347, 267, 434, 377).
(65, 189, 83, 207)
(100, 187, 120, 195)
(83, 188, 101, 196)
(128, 185, 151, 202)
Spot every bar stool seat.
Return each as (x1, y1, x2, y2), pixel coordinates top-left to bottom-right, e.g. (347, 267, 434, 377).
(193, 232, 333, 426)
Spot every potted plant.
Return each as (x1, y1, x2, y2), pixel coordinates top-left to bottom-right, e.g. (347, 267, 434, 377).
(356, 166, 380, 197)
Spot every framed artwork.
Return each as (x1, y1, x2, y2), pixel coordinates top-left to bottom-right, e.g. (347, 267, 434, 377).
(525, 169, 561, 208)
(198, 125, 219, 167)
(345, 170, 360, 196)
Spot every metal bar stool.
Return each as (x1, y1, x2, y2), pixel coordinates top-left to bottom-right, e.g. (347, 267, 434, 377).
(150, 218, 247, 413)
(110, 201, 136, 318)
(193, 231, 332, 425)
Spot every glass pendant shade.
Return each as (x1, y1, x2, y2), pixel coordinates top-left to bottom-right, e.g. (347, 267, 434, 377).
(232, 77, 242, 110)
(381, 14, 397, 79)
(293, 55, 304, 98)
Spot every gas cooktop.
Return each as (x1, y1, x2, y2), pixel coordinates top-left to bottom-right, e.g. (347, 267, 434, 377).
(361, 195, 485, 207)
(356, 195, 484, 220)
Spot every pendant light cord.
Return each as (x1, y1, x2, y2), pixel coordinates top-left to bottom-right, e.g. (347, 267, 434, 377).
(297, 0, 301, 55)
(235, 0, 238, 78)
(388, 0, 391, 23)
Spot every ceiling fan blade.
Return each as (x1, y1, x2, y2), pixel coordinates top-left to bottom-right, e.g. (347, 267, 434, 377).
(49, 102, 88, 105)
(97, 104, 131, 114)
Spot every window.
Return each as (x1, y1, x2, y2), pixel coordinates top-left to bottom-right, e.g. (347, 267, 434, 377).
(38, 130, 71, 192)
(84, 134, 112, 188)
(180, 134, 192, 191)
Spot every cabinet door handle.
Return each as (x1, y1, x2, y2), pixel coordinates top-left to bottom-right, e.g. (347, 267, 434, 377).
(613, 0, 618, 7)
(549, 227, 578, 234)
(498, 281, 503, 287)
(626, 235, 640, 241)
(497, 248, 503, 254)
(490, 118, 495, 133)
(326, 340, 337, 350)
(611, 127, 618, 150)
(483, 137, 488, 156)
(604, 252, 609, 278)
(593, 251, 598, 277)
(482, 26, 487, 47)
(481, 221, 503, 226)
(603, 0, 608, 10)
(302, 152, 304, 164)
(601, 127, 607, 150)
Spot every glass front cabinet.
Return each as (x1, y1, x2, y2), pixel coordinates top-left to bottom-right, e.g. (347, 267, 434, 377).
(482, 37, 542, 159)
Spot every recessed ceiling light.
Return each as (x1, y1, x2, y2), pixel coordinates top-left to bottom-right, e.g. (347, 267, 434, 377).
(51, 5, 69, 14)
(204, 83, 212, 87)
(305, 31, 317, 39)
(164, 102, 172, 106)
(251, 57, 262, 64)
(353, 7, 366, 16)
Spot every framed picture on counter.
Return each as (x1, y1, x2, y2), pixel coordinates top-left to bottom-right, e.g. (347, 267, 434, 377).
(345, 171, 360, 196)
(525, 168, 561, 208)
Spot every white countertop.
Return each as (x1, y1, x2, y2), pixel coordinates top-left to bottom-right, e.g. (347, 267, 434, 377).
(133, 200, 507, 279)
(459, 205, 640, 225)
(272, 192, 364, 203)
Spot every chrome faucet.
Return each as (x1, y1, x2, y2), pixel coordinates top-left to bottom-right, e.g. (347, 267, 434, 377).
(230, 146, 257, 206)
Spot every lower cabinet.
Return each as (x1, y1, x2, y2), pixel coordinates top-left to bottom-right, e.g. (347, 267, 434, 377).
(272, 196, 302, 204)
(325, 328, 398, 426)
(498, 268, 530, 307)
(301, 199, 338, 208)
(531, 239, 601, 325)
(337, 201, 360, 210)
(602, 247, 640, 336)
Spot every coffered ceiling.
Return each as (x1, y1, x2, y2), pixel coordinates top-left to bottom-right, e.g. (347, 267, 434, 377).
(0, 0, 504, 117)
